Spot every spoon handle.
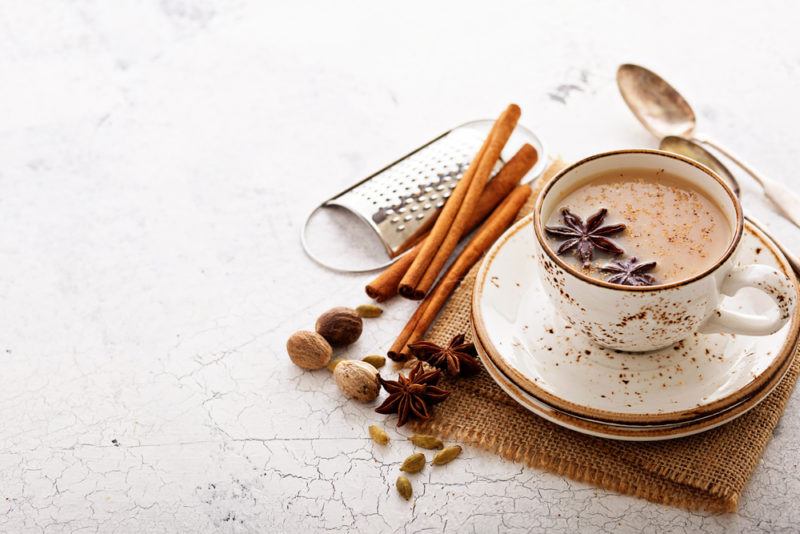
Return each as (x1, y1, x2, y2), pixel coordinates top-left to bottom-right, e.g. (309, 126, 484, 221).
(696, 137, 800, 229)
(745, 215, 800, 278)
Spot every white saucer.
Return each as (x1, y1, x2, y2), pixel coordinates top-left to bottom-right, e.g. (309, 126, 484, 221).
(472, 215, 800, 425)
(473, 331, 794, 440)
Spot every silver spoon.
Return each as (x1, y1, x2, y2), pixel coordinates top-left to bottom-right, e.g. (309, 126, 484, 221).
(660, 136, 740, 197)
(617, 63, 800, 229)
(659, 135, 800, 276)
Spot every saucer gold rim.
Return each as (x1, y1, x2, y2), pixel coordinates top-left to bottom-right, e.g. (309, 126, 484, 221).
(473, 328, 795, 441)
(472, 215, 800, 425)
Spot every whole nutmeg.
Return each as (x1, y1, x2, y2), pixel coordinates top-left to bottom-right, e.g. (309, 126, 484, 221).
(286, 330, 332, 370)
(316, 307, 363, 346)
(333, 360, 379, 402)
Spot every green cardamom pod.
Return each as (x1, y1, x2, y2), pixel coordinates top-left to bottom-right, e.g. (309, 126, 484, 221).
(432, 445, 462, 466)
(326, 358, 344, 372)
(356, 304, 383, 318)
(399, 452, 426, 474)
(368, 424, 389, 445)
(396, 475, 412, 501)
(362, 355, 386, 369)
(410, 434, 443, 450)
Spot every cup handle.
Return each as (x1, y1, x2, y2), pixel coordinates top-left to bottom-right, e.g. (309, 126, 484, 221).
(700, 264, 796, 336)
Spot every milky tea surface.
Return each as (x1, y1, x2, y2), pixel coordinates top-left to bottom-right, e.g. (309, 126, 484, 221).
(545, 167, 732, 285)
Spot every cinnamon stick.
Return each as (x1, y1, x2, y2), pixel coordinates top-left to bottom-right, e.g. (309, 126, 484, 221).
(365, 143, 538, 302)
(398, 104, 520, 300)
(387, 297, 429, 361)
(400, 104, 521, 300)
(396, 141, 487, 297)
(389, 183, 532, 359)
(365, 247, 419, 302)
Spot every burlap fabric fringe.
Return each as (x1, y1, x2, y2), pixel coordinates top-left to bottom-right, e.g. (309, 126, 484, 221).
(409, 158, 800, 512)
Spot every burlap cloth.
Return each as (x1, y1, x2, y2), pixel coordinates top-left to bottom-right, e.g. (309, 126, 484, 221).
(409, 159, 800, 512)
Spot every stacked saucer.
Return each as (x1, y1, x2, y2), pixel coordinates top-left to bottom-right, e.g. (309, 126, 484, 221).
(471, 215, 800, 441)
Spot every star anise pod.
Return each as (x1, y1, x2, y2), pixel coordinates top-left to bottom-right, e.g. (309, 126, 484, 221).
(600, 257, 657, 286)
(375, 362, 449, 427)
(408, 334, 480, 377)
(545, 208, 626, 267)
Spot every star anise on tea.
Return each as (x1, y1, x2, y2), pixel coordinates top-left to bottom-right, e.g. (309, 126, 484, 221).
(375, 361, 450, 427)
(601, 257, 658, 286)
(545, 208, 626, 267)
(408, 333, 480, 377)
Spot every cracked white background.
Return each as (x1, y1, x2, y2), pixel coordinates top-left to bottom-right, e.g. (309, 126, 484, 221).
(2, 1, 800, 532)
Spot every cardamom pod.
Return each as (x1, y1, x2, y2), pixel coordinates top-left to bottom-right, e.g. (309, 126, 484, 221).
(432, 445, 462, 466)
(362, 355, 386, 369)
(410, 434, 443, 450)
(396, 475, 412, 501)
(326, 358, 344, 372)
(368, 424, 389, 445)
(399, 452, 426, 474)
(356, 304, 383, 318)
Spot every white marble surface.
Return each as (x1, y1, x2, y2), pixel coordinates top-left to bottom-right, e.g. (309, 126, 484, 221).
(2, 1, 800, 532)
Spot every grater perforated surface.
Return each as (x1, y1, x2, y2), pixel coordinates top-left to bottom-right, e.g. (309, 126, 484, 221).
(302, 119, 546, 272)
(326, 128, 501, 256)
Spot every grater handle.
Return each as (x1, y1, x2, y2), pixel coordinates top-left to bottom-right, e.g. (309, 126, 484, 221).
(300, 204, 406, 273)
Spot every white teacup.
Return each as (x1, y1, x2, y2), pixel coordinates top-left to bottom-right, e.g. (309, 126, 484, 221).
(532, 149, 797, 352)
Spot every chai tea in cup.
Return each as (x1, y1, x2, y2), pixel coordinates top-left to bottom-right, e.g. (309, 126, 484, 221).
(543, 167, 732, 286)
(533, 150, 795, 351)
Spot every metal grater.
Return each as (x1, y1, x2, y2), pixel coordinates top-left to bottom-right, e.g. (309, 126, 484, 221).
(302, 119, 546, 272)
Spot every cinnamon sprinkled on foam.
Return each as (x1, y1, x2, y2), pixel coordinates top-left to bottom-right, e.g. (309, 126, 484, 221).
(545, 168, 731, 284)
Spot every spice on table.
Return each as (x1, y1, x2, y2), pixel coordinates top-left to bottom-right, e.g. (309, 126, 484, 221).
(399, 452, 426, 474)
(399, 104, 521, 300)
(326, 358, 344, 372)
(375, 362, 449, 426)
(365, 142, 538, 303)
(544, 207, 626, 267)
(387, 302, 427, 362)
(286, 330, 332, 370)
(334, 360, 379, 402)
(362, 355, 386, 369)
(368, 424, 390, 445)
(409, 434, 444, 450)
(396, 475, 412, 501)
(315, 307, 363, 346)
(432, 445, 462, 466)
(409, 333, 480, 377)
(355, 304, 383, 318)
(365, 250, 419, 303)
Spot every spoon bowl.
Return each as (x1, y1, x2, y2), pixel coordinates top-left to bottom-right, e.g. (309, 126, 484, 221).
(617, 64, 696, 139)
(617, 62, 800, 231)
